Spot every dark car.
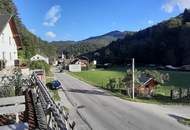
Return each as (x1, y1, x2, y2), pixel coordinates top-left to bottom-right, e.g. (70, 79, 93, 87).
(51, 80, 62, 89)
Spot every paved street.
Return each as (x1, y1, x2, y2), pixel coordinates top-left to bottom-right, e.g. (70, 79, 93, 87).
(54, 70, 190, 130)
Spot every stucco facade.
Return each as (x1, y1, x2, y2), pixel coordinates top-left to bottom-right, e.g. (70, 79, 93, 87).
(0, 22, 18, 67)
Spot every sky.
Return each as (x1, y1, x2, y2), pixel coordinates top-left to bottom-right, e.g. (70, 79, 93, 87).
(13, 0, 190, 42)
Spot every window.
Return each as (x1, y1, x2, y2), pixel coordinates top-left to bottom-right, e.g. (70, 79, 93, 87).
(10, 52, 12, 60)
(14, 52, 16, 58)
(9, 37, 11, 45)
(2, 52, 5, 60)
(1, 33, 4, 43)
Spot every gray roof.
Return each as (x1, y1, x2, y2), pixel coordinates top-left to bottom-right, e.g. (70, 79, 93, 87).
(138, 75, 152, 86)
(0, 15, 12, 34)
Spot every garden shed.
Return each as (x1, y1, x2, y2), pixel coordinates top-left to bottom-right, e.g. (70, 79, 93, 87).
(136, 75, 158, 97)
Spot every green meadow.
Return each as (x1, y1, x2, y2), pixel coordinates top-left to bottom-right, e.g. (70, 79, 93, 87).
(70, 68, 190, 104)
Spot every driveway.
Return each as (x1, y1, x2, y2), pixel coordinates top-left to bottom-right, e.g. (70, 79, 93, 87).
(54, 70, 190, 130)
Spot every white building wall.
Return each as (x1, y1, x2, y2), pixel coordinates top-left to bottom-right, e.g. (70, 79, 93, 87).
(69, 64, 81, 72)
(0, 22, 18, 67)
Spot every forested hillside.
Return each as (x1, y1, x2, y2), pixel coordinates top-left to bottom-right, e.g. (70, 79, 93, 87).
(0, 0, 58, 60)
(52, 31, 134, 57)
(90, 9, 190, 66)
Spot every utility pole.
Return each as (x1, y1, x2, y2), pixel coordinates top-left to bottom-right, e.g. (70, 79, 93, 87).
(132, 58, 135, 100)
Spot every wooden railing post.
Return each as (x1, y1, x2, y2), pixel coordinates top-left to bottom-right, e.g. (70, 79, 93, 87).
(170, 90, 173, 100)
(187, 88, 190, 99)
(179, 88, 182, 100)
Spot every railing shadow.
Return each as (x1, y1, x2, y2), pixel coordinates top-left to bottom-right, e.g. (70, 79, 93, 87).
(168, 114, 190, 126)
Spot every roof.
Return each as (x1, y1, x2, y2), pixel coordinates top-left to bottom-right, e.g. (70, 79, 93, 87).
(32, 54, 48, 58)
(0, 14, 22, 48)
(30, 54, 49, 60)
(138, 75, 153, 86)
(78, 56, 89, 61)
(0, 15, 12, 34)
(71, 58, 89, 64)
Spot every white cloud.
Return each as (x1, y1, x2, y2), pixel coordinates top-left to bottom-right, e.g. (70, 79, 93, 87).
(30, 28, 36, 34)
(43, 5, 62, 26)
(45, 31, 56, 38)
(162, 0, 190, 13)
(162, 2, 175, 13)
(148, 20, 154, 25)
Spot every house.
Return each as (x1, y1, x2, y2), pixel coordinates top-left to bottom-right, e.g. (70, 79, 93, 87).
(30, 54, 49, 64)
(69, 64, 81, 72)
(0, 15, 22, 68)
(71, 56, 89, 68)
(136, 75, 158, 97)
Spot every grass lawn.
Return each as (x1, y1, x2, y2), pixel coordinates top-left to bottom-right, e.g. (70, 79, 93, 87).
(160, 70, 190, 88)
(155, 70, 190, 97)
(49, 89, 61, 101)
(69, 68, 190, 104)
(179, 118, 190, 126)
(70, 69, 126, 88)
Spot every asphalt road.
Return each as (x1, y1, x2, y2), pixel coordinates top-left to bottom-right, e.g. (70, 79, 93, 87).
(54, 71, 190, 130)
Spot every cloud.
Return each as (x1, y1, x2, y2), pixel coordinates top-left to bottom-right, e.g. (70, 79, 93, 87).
(43, 5, 62, 26)
(148, 20, 154, 25)
(30, 28, 36, 34)
(45, 31, 56, 38)
(162, 1, 175, 13)
(162, 0, 190, 13)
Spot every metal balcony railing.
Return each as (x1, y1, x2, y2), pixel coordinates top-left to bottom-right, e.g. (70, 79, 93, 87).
(31, 72, 75, 130)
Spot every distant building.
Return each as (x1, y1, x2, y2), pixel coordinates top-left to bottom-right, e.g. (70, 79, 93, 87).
(61, 53, 65, 60)
(30, 54, 49, 64)
(136, 75, 158, 97)
(69, 64, 81, 72)
(71, 56, 89, 68)
(0, 15, 22, 68)
(93, 60, 97, 65)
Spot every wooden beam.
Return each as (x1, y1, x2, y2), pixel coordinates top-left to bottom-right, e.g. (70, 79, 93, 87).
(0, 96, 25, 106)
(0, 104, 25, 115)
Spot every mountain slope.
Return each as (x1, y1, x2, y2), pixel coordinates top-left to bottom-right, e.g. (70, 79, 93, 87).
(85, 30, 129, 42)
(90, 9, 190, 66)
(51, 31, 134, 57)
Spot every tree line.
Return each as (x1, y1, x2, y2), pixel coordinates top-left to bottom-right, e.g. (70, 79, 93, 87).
(0, 0, 58, 60)
(86, 9, 190, 67)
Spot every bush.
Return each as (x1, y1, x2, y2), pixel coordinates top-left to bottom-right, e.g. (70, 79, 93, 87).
(30, 60, 50, 75)
(0, 85, 15, 97)
(106, 78, 117, 91)
(0, 68, 23, 97)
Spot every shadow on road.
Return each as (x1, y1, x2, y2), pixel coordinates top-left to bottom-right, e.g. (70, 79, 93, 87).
(66, 89, 110, 96)
(169, 114, 188, 120)
(168, 114, 190, 126)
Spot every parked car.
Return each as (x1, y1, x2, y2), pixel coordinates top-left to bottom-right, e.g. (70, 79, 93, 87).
(51, 80, 62, 90)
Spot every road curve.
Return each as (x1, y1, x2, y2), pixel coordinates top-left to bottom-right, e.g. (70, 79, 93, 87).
(55, 71, 190, 130)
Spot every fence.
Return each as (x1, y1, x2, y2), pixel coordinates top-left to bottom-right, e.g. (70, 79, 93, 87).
(170, 88, 190, 100)
(30, 72, 75, 130)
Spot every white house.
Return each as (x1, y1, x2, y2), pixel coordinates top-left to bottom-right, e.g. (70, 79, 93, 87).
(69, 64, 81, 72)
(30, 54, 49, 64)
(0, 15, 21, 67)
